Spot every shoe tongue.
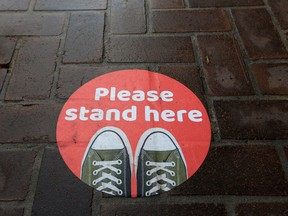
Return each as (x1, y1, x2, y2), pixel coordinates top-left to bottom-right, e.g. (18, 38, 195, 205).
(145, 150, 176, 162)
(96, 149, 124, 161)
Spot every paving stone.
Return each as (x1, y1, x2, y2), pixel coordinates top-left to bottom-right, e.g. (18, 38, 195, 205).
(101, 203, 227, 216)
(0, 37, 16, 64)
(0, 151, 36, 200)
(57, 65, 147, 99)
(0, 13, 65, 36)
(111, 0, 146, 34)
(35, 0, 106, 10)
(171, 145, 288, 196)
(152, 10, 231, 32)
(157, 66, 206, 104)
(0, 0, 30, 10)
(63, 12, 104, 63)
(189, 0, 263, 7)
(0, 208, 24, 216)
(108, 36, 194, 62)
(268, 0, 288, 29)
(198, 34, 253, 96)
(236, 203, 288, 216)
(252, 63, 288, 95)
(214, 100, 288, 139)
(0, 104, 62, 143)
(232, 8, 288, 60)
(151, 0, 184, 9)
(6, 38, 59, 100)
(32, 148, 92, 216)
(0, 69, 7, 92)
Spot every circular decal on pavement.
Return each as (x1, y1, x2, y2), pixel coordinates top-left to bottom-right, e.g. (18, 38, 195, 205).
(56, 70, 211, 198)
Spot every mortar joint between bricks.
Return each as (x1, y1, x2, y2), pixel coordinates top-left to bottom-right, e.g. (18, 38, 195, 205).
(145, 0, 152, 34)
(275, 145, 288, 182)
(23, 147, 46, 216)
(0, 38, 21, 101)
(28, 0, 37, 11)
(49, 12, 71, 100)
(225, 8, 262, 96)
(101, 0, 111, 65)
(190, 35, 222, 142)
(263, 0, 288, 52)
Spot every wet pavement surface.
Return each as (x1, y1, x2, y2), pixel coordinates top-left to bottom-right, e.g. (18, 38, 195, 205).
(0, 0, 288, 215)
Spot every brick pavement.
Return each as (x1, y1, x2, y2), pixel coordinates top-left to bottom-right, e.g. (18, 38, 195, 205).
(0, 0, 287, 215)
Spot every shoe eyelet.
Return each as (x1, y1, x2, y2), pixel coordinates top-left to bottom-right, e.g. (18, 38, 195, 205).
(171, 161, 176, 167)
(93, 170, 98, 175)
(92, 161, 97, 166)
(172, 181, 176, 186)
(171, 171, 175, 176)
(117, 159, 122, 165)
(146, 181, 151, 186)
(92, 180, 97, 186)
(117, 179, 122, 185)
(145, 191, 150, 197)
(116, 169, 122, 175)
(146, 171, 151, 176)
(145, 161, 150, 166)
(118, 190, 123, 196)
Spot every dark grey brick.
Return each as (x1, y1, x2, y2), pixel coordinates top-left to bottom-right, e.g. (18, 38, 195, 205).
(0, 151, 36, 200)
(32, 148, 92, 216)
(0, 104, 62, 143)
(0, 13, 65, 36)
(63, 12, 104, 63)
(6, 38, 59, 100)
(0, 37, 16, 64)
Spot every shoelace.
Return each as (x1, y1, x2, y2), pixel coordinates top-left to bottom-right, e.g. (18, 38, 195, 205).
(145, 161, 176, 196)
(92, 159, 123, 196)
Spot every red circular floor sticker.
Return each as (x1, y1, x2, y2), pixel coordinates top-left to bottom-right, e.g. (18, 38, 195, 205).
(57, 70, 211, 198)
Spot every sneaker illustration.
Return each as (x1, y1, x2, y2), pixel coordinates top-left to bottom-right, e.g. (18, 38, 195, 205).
(81, 127, 132, 197)
(135, 128, 188, 197)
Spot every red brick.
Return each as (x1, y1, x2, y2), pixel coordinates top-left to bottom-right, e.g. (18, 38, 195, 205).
(0, 104, 62, 143)
(0, 13, 65, 36)
(63, 12, 104, 63)
(57, 66, 147, 99)
(236, 203, 288, 216)
(171, 146, 288, 196)
(101, 204, 227, 216)
(268, 0, 288, 29)
(190, 0, 263, 7)
(0, 151, 36, 200)
(111, 0, 146, 34)
(0, 69, 7, 92)
(0, 208, 23, 216)
(232, 8, 288, 60)
(198, 34, 253, 96)
(157, 66, 206, 104)
(0, 37, 16, 65)
(214, 100, 288, 139)
(6, 38, 59, 100)
(152, 10, 231, 32)
(151, 0, 184, 9)
(252, 64, 288, 95)
(0, 0, 30, 10)
(35, 0, 106, 10)
(108, 36, 194, 62)
(32, 148, 92, 216)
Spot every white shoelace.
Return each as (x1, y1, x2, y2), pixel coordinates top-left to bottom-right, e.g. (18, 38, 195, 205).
(145, 161, 176, 196)
(92, 159, 123, 196)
